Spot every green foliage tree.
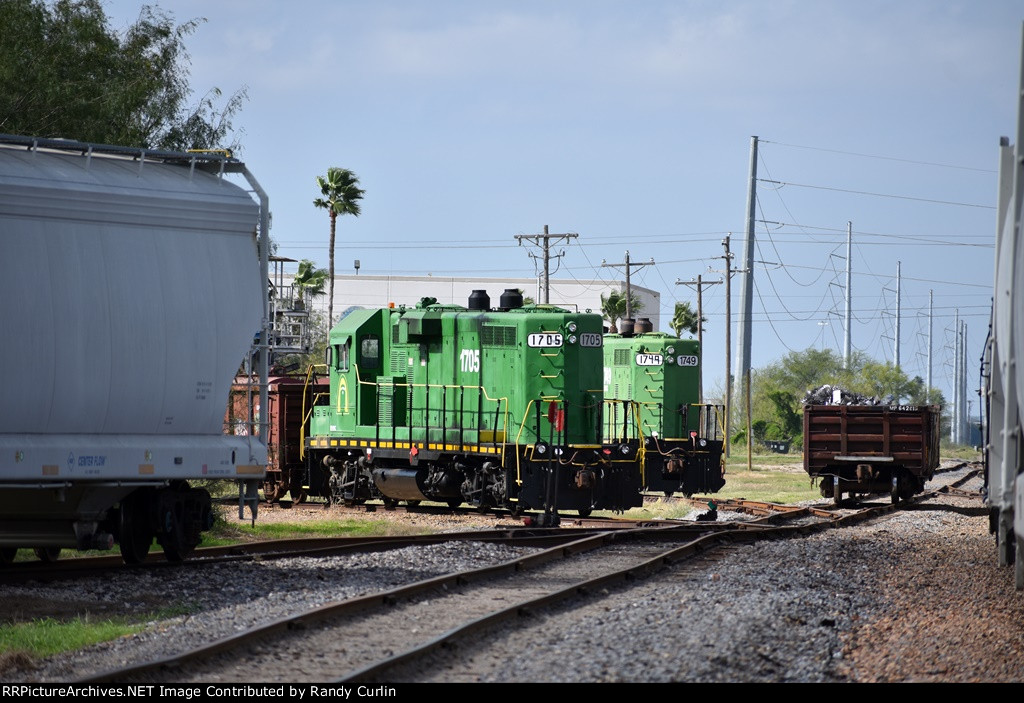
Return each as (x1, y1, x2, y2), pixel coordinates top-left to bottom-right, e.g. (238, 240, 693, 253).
(0, 0, 247, 151)
(515, 289, 535, 305)
(850, 361, 924, 402)
(600, 290, 644, 332)
(748, 348, 946, 450)
(314, 167, 364, 328)
(292, 259, 328, 306)
(670, 301, 703, 338)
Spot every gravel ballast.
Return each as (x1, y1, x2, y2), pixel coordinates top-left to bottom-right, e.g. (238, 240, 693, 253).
(3, 464, 1022, 683)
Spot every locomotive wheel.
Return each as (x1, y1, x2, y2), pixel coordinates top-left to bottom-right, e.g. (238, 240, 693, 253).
(663, 490, 675, 497)
(33, 547, 61, 563)
(447, 499, 462, 509)
(406, 500, 421, 508)
(578, 508, 592, 518)
(382, 497, 399, 510)
(0, 548, 17, 564)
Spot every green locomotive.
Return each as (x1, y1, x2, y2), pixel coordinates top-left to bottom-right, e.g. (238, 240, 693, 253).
(303, 290, 642, 524)
(603, 329, 725, 496)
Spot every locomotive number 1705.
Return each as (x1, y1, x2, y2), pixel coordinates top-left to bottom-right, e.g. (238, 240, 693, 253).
(528, 333, 563, 348)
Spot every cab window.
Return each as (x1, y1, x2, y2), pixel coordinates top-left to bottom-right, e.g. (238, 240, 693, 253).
(360, 335, 380, 370)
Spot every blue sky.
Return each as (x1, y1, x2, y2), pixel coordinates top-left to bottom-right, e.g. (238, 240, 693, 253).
(101, 1, 1022, 409)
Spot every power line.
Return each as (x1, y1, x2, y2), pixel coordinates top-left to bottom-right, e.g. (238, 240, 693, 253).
(758, 178, 995, 210)
(760, 139, 997, 174)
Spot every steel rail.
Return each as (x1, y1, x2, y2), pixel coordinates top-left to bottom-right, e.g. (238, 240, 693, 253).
(74, 498, 889, 684)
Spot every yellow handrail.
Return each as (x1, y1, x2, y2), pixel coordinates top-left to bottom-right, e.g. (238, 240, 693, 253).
(299, 363, 328, 460)
(315, 363, 512, 448)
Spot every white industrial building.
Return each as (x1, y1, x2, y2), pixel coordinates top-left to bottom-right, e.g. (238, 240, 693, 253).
(277, 268, 661, 332)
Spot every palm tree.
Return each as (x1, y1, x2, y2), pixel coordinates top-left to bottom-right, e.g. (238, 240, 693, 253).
(292, 259, 328, 308)
(314, 167, 364, 327)
(600, 290, 643, 332)
(670, 301, 704, 337)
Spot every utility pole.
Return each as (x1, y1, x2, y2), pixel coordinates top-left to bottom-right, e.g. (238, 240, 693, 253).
(952, 308, 960, 443)
(927, 289, 933, 403)
(736, 135, 758, 406)
(961, 319, 969, 443)
(711, 234, 742, 458)
(676, 274, 722, 403)
(843, 221, 852, 369)
(602, 250, 655, 329)
(895, 261, 902, 368)
(514, 225, 578, 303)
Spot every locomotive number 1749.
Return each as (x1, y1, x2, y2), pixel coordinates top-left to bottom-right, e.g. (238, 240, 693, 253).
(635, 353, 663, 366)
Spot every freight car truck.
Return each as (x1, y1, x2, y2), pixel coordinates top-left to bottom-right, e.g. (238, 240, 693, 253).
(803, 404, 941, 505)
(0, 134, 269, 564)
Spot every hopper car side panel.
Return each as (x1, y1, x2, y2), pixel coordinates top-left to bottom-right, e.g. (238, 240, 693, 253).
(983, 24, 1024, 587)
(0, 135, 268, 564)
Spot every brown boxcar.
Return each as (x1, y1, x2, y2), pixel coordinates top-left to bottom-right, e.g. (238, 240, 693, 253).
(803, 404, 941, 505)
(226, 374, 329, 502)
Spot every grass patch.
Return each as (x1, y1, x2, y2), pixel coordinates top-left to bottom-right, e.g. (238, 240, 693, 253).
(0, 617, 144, 658)
(714, 467, 821, 504)
(208, 515, 431, 543)
(940, 443, 983, 461)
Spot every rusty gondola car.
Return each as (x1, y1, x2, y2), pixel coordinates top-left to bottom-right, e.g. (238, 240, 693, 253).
(803, 404, 941, 505)
(227, 373, 328, 503)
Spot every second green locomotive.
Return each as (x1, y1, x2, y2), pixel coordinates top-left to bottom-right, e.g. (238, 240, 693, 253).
(603, 329, 725, 496)
(303, 290, 642, 524)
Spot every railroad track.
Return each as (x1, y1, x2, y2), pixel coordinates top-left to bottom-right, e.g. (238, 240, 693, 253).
(0, 529, 595, 585)
(73, 484, 954, 684)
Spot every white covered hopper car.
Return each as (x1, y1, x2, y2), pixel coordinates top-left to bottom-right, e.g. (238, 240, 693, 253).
(985, 24, 1024, 587)
(0, 134, 269, 564)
